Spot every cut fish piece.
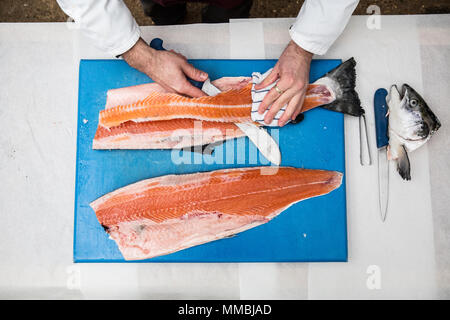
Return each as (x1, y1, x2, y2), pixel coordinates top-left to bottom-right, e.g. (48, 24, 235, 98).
(99, 84, 254, 129)
(93, 119, 245, 149)
(90, 167, 343, 260)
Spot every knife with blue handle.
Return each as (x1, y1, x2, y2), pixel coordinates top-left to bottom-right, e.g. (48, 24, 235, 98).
(374, 88, 389, 222)
(374, 88, 389, 149)
(148, 38, 281, 165)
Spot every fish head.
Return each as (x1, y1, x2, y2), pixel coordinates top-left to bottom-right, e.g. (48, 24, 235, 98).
(402, 84, 441, 135)
(387, 84, 441, 152)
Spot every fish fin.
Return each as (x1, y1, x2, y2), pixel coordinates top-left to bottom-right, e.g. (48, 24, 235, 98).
(387, 85, 399, 105)
(319, 58, 364, 117)
(396, 145, 411, 181)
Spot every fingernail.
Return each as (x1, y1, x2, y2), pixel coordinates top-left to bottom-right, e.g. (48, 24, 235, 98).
(278, 121, 284, 126)
(201, 73, 208, 79)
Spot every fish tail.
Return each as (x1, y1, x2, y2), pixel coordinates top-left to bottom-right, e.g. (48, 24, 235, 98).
(317, 58, 364, 117)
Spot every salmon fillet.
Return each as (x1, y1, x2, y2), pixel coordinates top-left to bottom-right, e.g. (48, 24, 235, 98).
(90, 167, 342, 260)
(104, 78, 252, 110)
(95, 58, 363, 140)
(99, 84, 254, 129)
(98, 83, 338, 129)
(94, 81, 251, 149)
(93, 119, 245, 149)
(93, 58, 363, 150)
(93, 81, 335, 149)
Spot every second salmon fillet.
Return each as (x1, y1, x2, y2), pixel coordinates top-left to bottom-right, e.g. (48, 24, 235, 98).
(90, 167, 343, 260)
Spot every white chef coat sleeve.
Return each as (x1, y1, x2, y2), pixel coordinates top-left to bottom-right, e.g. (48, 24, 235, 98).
(57, 0, 141, 57)
(289, 0, 359, 55)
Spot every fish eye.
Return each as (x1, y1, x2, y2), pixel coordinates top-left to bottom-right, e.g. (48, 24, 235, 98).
(410, 99, 418, 107)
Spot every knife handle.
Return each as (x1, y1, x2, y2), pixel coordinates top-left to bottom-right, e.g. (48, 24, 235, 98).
(149, 38, 165, 51)
(374, 88, 389, 148)
(149, 38, 204, 89)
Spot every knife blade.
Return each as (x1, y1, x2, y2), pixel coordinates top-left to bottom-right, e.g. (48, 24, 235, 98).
(374, 88, 389, 222)
(235, 123, 281, 166)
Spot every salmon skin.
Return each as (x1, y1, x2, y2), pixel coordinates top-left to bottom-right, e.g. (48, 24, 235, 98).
(90, 167, 342, 260)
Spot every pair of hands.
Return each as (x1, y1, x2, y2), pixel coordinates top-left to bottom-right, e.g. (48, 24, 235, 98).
(122, 38, 312, 127)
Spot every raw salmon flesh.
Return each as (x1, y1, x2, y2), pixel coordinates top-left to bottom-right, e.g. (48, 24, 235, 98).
(90, 167, 342, 260)
(93, 58, 362, 150)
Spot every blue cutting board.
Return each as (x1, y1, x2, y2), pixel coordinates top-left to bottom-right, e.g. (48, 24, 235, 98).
(74, 59, 347, 263)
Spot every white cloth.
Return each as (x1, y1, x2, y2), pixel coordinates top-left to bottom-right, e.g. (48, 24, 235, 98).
(201, 70, 285, 127)
(250, 68, 286, 126)
(56, 0, 358, 57)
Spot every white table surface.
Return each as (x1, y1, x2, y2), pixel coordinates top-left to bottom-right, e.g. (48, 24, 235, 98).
(0, 15, 449, 299)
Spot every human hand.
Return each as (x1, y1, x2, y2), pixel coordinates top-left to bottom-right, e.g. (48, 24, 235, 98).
(255, 40, 313, 126)
(122, 38, 208, 97)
